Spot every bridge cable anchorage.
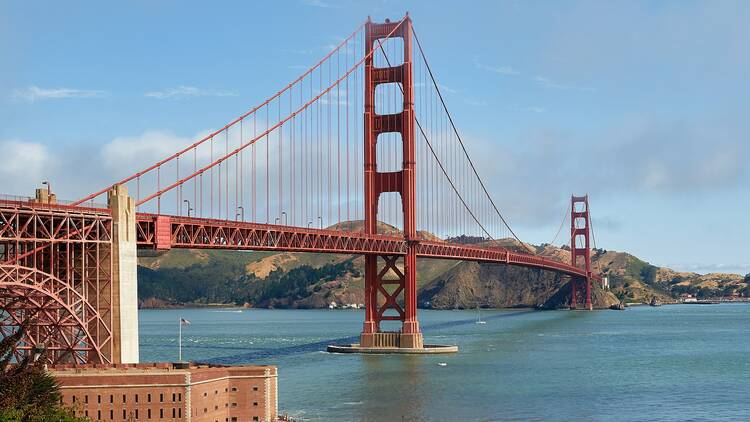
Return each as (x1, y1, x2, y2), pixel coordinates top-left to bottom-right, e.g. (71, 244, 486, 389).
(72, 20, 368, 208)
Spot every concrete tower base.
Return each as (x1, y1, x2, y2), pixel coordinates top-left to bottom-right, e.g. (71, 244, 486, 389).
(359, 331, 424, 349)
(109, 185, 139, 364)
(327, 343, 458, 354)
(331, 330, 456, 354)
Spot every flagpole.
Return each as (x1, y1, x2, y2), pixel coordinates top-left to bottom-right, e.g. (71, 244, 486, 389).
(178, 317, 182, 362)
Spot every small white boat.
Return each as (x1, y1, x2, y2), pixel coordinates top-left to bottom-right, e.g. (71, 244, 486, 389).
(437, 362, 447, 367)
(475, 308, 486, 324)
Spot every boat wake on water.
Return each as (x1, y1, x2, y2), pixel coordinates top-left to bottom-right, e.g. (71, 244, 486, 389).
(201, 310, 530, 364)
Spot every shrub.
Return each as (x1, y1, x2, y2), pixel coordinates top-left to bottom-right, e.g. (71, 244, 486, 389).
(0, 323, 85, 421)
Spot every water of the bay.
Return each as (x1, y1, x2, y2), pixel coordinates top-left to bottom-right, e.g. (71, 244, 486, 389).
(139, 304, 750, 421)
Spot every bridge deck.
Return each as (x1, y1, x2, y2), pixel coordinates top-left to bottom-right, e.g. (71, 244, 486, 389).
(0, 200, 586, 277)
(135, 213, 590, 278)
(0, 200, 590, 279)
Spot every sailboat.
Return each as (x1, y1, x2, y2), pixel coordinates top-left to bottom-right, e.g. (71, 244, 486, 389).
(475, 308, 486, 324)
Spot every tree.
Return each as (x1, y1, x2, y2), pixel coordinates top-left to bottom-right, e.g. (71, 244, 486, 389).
(0, 323, 85, 422)
(744, 273, 750, 283)
(671, 284, 697, 296)
(639, 265, 658, 284)
(696, 286, 717, 299)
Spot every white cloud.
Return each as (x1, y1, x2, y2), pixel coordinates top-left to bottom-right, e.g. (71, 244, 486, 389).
(437, 83, 459, 94)
(0, 140, 53, 196)
(520, 106, 546, 113)
(283, 40, 351, 57)
(303, 0, 331, 7)
(0, 140, 49, 175)
(464, 98, 488, 107)
(461, 117, 750, 228)
(320, 88, 349, 106)
(144, 86, 238, 100)
(12, 86, 107, 102)
(473, 57, 520, 76)
(534, 76, 592, 91)
(101, 131, 195, 169)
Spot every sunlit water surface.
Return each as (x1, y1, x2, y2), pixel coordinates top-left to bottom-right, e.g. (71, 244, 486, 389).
(140, 304, 750, 421)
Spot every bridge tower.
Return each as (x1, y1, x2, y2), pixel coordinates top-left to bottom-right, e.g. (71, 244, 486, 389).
(361, 15, 423, 349)
(570, 195, 592, 310)
(108, 185, 140, 363)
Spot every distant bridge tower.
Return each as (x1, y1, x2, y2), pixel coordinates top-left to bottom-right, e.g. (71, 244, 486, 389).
(570, 195, 592, 310)
(361, 15, 423, 348)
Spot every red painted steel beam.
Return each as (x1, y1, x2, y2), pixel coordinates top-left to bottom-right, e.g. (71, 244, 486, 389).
(134, 213, 593, 279)
(0, 201, 114, 364)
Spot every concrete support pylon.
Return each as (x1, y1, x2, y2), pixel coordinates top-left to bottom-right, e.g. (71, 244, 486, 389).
(108, 185, 140, 363)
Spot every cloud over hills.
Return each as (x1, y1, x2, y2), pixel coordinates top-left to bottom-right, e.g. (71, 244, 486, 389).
(12, 86, 107, 102)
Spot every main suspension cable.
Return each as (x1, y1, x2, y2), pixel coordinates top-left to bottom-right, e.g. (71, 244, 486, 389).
(411, 28, 527, 248)
(550, 203, 570, 247)
(374, 35, 494, 240)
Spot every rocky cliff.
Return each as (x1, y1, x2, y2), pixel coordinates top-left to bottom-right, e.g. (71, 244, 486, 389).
(418, 261, 619, 309)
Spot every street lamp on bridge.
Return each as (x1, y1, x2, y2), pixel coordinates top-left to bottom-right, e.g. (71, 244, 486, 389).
(237, 206, 244, 221)
(281, 211, 287, 226)
(41, 181, 51, 204)
(183, 199, 193, 217)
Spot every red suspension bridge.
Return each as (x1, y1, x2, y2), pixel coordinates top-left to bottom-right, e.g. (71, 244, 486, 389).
(1, 15, 600, 364)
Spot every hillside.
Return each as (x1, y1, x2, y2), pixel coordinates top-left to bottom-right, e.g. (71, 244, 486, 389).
(136, 222, 749, 309)
(417, 261, 620, 309)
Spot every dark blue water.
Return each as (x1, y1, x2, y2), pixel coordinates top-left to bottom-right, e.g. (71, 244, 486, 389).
(139, 304, 750, 421)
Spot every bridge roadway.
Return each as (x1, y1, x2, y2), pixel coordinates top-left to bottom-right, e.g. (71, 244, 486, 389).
(135, 213, 591, 279)
(0, 199, 591, 279)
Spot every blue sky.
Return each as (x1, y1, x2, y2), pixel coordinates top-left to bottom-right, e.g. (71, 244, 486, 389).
(1, 0, 748, 274)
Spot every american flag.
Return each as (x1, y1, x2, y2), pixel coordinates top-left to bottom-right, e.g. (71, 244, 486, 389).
(180, 318, 191, 326)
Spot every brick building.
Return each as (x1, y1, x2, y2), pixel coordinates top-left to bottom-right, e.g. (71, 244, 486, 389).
(50, 363, 278, 422)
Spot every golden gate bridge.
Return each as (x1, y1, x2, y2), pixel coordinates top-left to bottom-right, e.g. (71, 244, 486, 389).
(0, 15, 599, 364)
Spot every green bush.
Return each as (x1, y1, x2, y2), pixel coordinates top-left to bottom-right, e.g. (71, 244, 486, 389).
(138, 258, 359, 306)
(0, 324, 86, 422)
(639, 265, 658, 284)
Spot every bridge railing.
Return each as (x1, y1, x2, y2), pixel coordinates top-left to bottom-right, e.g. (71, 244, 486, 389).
(0, 194, 108, 213)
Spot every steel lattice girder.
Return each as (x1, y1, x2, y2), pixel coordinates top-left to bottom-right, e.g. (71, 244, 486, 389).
(0, 201, 113, 364)
(135, 214, 592, 279)
(0, 276, 108, 365)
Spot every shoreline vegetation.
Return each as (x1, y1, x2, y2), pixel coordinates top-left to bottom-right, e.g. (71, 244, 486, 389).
(139, 298, 750, 310)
